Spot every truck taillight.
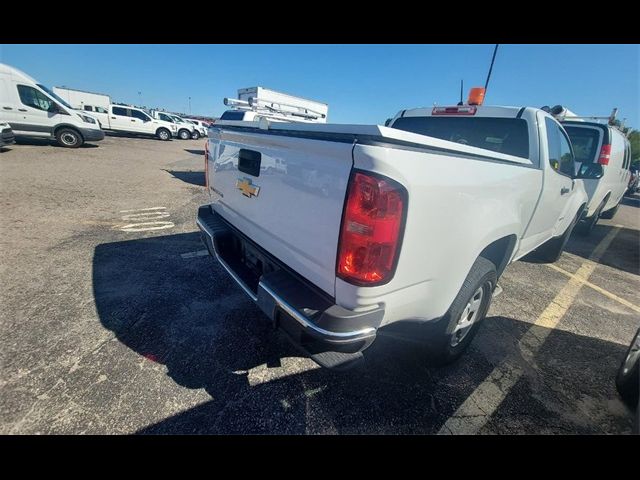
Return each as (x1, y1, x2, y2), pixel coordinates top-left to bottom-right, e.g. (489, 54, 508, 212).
(598, 144, 611, 165)
(204, 141, 209, 189)
(337, 171, 407, 286)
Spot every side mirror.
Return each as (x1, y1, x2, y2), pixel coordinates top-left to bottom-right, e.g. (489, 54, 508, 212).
(576, 163, 603, 180)
(47, 103, 60, 114)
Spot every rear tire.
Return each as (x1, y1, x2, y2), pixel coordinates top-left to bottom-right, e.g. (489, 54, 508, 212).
(616, 328, 640, 409)
(178, 129, 190, 140)
(423, 257, 497, 365)
(55, 128, 83, 148)
(156, 128, 171, 141)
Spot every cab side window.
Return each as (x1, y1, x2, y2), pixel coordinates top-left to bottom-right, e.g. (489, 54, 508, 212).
(112, 107, 127, 116)
(130, 109, 150, 121)
(17, 85, 54, 111)
(545, 117, 575, 177)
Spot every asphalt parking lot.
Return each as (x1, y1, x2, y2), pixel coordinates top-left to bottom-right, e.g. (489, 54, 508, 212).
(1, 135, 638, 434)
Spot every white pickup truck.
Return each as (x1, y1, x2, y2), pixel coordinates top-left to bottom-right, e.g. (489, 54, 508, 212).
(92, 105, 178, 140)
(197, 104, 588, 368)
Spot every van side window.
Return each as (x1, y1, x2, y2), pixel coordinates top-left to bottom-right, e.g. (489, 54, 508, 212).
(112, 107, 127, 116)
(545, 117, 574, 177)
(84, 105, 93, 112)
(624, 143, 631, 169)
(17, 85, 54, 111)
(130, 109, 150, 121)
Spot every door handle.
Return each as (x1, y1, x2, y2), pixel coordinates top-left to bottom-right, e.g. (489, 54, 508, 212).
(111, 116, 116, 119)
(560, 187, 570, 195)
(2, 106, 12, 110)
(18, 108, 27, 112)
(131, 119, 136, 122)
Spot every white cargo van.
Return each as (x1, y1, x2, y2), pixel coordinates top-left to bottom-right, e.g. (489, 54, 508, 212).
(562, 120, 632, 234)
(0, 64, 104, 148)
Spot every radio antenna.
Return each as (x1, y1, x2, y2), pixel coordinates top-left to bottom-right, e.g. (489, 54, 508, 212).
(484, 44, 499, 95)
(457, 79, 464, 105)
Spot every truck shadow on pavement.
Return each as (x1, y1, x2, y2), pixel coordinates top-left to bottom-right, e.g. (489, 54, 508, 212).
(184, 149, 205, 156)
(163, 170, 206, 187)
(92, 232, 634, 434)
(14, 137, 99, 148)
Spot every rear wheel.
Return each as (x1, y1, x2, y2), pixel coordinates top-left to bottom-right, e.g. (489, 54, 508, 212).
(423, 257, 496, 365)
(178, 129, 190, 140)
(55, 128, 83, 148)
(616, 328, 640, 409)
(156, 128, 171, 141)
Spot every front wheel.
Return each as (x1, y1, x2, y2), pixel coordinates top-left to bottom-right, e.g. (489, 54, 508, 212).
(191, 130, 200, 140)
(423, 257, 496, 365)
(178, 129, 191, 140)
(55, 128, 84, 148)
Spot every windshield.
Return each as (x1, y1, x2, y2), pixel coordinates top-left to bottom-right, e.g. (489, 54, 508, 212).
(36, 84, 74, 110)
(563, 126, 601, 164)
(171, 115, 184, 123)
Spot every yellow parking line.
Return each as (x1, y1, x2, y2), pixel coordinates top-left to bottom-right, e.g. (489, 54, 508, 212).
(438, 226, 621, 435)
(548, 264, 640, 314)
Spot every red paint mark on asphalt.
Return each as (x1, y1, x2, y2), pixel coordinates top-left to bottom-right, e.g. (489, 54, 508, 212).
(143, 353, 160, 363)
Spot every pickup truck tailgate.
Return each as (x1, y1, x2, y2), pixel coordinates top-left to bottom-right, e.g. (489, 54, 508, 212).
(207, 128, 353, 297)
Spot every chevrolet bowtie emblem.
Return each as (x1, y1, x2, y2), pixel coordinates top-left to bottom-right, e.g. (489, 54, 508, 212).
(236, 177, 260, 198)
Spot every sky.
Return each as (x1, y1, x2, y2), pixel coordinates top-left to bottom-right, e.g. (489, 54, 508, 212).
(1, 44, 638, 128)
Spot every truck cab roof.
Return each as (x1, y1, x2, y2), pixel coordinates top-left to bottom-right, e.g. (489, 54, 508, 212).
(397, 105, 527, 119)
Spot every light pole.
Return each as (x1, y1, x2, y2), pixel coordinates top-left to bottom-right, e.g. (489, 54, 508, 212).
(188, 96, 191, 115)
(138, 91, 142, 107)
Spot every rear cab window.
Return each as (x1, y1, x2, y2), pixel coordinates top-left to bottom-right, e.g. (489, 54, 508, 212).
(391, 116, 530, 159)
(563, 125, 602, 164)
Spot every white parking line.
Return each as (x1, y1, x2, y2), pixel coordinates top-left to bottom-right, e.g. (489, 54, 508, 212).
(120, 221, 175, 232)
(438, 226, 621, 435)
(120, 207, 167, 213)
(180, 250, 209, 259)
(547, 264, 640, 314)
